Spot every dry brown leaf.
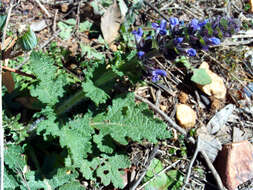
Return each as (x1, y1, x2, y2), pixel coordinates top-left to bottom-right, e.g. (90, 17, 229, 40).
(100, 0, 123, 44)
(250, 0, 253, 12)
(15, 96, 41, 110)
(2, 71, 15, 93)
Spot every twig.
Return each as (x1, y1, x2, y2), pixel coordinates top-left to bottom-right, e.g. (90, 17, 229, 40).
(134, 94, 225, 190)
(53, 9, 58, 32)
(75, 1, 81, 32)
(34, 0, 51, 17)
(129, 145, 159, 190)
(1, 1, 15, 52)
(155, 89, 161, 107)
(182, 137, 201, 189)
(135, 94, 192, 138)
(143, 0, 170, 22)
(0, 1, 15, 189)
(2, 66, 36, 79)
(137, 160, 181, 190)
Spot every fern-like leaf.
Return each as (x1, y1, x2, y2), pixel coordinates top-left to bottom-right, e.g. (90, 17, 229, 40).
(92, 93, 171, 149)
(58, 115, 94, 164)
(30, 52, 67, 105)
(82, 79, 109, 106)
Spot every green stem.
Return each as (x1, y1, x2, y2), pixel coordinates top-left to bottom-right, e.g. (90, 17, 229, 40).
(55, 52, 141, 116)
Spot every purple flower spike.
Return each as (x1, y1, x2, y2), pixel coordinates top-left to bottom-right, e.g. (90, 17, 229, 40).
(169, 17, 179, 27)
(152, 20, 167, 35)
(132, 28, 143, 43)
(190, 18, 200, 31)
(174, 37, 184, 44)
(137, 51, 145, 59)
(187, 48, 197, 56)
(152, 69, 167, 82)
(198, 19, 209, 27)
(208, 37, 220, 45)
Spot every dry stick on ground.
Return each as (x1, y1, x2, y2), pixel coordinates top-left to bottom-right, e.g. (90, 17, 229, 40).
(34, 0, 51, 17)
(2, 66, 35, 79)
(182, 136, 201, 190)
(0, 1, 15, 189)
(143, 0, 170, 22)
(134, 94, 225, 190)
(129, 145, 159, 190)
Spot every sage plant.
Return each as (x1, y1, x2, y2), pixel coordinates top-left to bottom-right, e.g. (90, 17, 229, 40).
(132, 16, 241, 82)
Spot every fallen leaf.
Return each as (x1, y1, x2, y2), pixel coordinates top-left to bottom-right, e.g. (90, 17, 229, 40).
(2, 71, 15, 93)
(100, 0, 123, 44)
(250, 0, 253, 12)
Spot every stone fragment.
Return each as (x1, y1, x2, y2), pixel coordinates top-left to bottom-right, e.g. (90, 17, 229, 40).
(214, 140, 253, 190)
(198, 62, 226, 100)
(176, 104, 197, 129)
(178, 91, 189, 104)
(61, 3, 69, 12)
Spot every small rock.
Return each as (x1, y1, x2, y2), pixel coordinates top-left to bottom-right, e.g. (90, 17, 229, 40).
(198, 62, 226, 100)
(178, 91, 189, 104)
(214, 140, 253, 190)
(176, 104, 197, 129)
(210, 97, 223, 112)
(160, 105, 167, 112)
(30, 20, 47, 32)
(61, 3, 69, 13)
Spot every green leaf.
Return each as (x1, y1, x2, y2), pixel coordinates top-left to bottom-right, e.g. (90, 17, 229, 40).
(82, 79, 110, 105)
(191, 68, 212, 85)
(4, 168, 19, 189)
(48, 168, 79, 189)
(4, 144, 26, 169)
(0, 14, 7, 31)
(205, 23, 213, 36)
(79, 21, 92, 32)
(167, 170, 184, 190)
(58, 21, 73, 40)
(118, 0, 128, 18)
(96, 154, 130, 188)
(19, 27, 37, 51)
(92, 93, 171, 148)
(20, 171, 46, 190)
(90, 0, 113, 15)
(30, 52, 67, 105)
(175, 56, 192, 69)
(144, 158, 170, 190)
(59, 181, 85, 190)
(59, 115, 94, 164)
(80, 43, 105, 60)
(64, 18, 76, 26)
(220, 18, 228, 30)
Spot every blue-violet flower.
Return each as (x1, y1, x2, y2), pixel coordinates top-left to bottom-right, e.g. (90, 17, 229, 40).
(169, 17, 179, 27)
(152, 19, 167, 35)
(187, 48, 197, 56)
(190, 18, 200, 31)
(132, 28, 143, 43)
(208, 37, 221, 45)
(174, 37, 184, 44)
(198, 19, 209, 27)
(152, 69, 167, 82)
(137, 51, 145, 59)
